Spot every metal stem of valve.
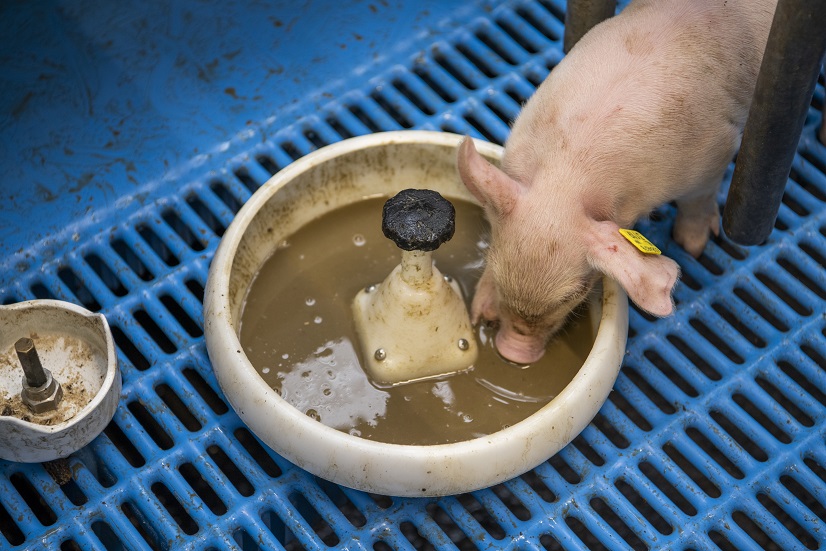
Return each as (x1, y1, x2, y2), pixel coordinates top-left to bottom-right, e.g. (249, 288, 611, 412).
(399, 250, 432, 286)
(16, 337, 63, 413)
(16, 338, 47, 387)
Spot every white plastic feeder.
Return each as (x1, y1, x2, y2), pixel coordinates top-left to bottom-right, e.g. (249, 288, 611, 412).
(204, 131, 628, 497)
(0, 300, 121, 463)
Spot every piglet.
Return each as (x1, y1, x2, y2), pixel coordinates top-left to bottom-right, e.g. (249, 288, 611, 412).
(459, 0, 777, 364)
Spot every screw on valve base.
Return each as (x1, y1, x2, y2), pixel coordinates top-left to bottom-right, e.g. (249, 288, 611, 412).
(15, 337, 63, 413)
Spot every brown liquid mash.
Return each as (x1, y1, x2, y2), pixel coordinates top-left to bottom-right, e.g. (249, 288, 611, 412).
(240, 198, 595, 445)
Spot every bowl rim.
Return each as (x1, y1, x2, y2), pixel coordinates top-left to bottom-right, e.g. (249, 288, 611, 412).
(204, 130, 628, 496)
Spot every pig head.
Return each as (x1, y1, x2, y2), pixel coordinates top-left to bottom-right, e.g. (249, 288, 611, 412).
(458, 138, 679, 364)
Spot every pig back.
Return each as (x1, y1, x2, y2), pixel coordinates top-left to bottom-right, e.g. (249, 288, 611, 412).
(502, 0, 777, 225)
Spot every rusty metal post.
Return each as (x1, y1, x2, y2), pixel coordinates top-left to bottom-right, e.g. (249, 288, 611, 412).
(563, 0, 616, 54)
(722, 0, 826, 246)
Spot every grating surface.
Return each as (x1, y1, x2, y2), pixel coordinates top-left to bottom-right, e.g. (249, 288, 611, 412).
(2, 1, 826, 549)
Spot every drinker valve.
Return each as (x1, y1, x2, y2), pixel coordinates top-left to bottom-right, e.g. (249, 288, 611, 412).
(352, 189, 478, 385)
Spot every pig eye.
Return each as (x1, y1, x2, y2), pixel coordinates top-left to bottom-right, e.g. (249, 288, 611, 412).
(556, 290, 582, 305)
(566, 291, 586, 304)
(561, 279, 593, 304)
(509, 304, 543, 326)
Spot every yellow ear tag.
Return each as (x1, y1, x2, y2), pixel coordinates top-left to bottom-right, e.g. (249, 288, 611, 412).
(618, 229, 661, 255)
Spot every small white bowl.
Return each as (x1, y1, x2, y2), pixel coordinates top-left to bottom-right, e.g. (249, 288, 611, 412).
(204, 131, 628, 497)
(0, 300, 121, 463)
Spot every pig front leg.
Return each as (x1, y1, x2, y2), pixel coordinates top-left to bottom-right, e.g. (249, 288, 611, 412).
(673, 186, 721, 258)
(471, 267, 499, 325)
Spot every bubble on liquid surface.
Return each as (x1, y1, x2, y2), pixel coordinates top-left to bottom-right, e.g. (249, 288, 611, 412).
(352, 234, 366, 246)
(262, 367, 271, 374)
(314, 316, 322, 324)
(305, 297, 316, 306)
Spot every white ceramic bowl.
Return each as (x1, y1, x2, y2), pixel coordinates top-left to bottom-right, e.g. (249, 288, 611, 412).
(0, 300, 121, 462)
(204, 131, 628, 497)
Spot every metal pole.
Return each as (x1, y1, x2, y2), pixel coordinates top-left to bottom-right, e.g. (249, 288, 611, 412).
(821, 109, 826, 146)
(822, 115, 826, 146)
(722, 0, 826, 246)
(821, 70, 826, 145)
(16, 337, 47, 387)
(563, 0, 616, 54)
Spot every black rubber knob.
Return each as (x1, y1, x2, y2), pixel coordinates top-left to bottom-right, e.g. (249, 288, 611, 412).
(382, 189, 455, 251)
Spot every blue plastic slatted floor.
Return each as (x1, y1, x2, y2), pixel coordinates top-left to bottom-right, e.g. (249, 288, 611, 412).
(1, 0, 826, 549)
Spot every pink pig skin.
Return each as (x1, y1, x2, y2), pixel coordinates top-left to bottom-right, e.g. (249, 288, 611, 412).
(458, 0, 777, 364)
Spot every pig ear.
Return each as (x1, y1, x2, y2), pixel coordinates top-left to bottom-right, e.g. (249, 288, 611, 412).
(457, 137, 520, 216)
(584, 220, 680, 317)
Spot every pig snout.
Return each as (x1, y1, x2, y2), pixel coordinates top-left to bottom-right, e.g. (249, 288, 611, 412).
(471, 268, 552, 364)
(494, 325, 548, 365)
